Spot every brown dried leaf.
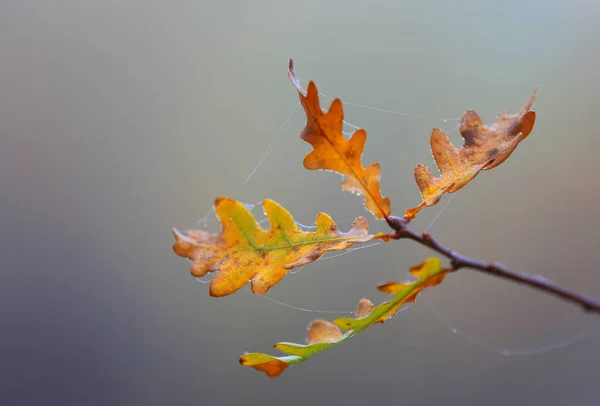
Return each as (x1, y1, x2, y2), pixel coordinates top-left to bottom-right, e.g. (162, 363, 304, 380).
(306, 320, 343, 345)
(406, 90, 537, 219)
(355, 298, 374, 318)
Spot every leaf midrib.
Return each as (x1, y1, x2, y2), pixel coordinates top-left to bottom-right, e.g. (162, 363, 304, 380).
(317, 119, 387, 219)
(233, 217, 362, 253)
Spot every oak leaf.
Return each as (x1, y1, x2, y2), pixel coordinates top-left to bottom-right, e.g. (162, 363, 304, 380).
(172, 197, 376, 297)
(239, 257, 447, 377)
(405, 90, 537, 219)
(288, 59, 391, 220)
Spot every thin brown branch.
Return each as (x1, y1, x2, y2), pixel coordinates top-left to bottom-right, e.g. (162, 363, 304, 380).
(385, 216, 600, 315)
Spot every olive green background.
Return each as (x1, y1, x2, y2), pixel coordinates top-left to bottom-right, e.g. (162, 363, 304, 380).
(2, 1, 599, 405)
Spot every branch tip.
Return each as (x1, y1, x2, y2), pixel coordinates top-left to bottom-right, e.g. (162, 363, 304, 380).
(386, 215, 409, 231)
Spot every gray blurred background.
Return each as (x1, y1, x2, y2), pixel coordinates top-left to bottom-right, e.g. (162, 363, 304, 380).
(2, 1, 599, 405)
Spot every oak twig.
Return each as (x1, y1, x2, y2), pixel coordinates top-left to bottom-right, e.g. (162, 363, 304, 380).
(385, 216, 600, 315)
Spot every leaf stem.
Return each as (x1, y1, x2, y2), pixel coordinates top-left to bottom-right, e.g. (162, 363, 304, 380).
(385, 216, 600, 315)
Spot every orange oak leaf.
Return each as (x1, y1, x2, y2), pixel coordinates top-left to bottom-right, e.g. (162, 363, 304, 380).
(288, 59, 391, 220)
(172, 197, 376, 297)
(405, 90, 537, 219)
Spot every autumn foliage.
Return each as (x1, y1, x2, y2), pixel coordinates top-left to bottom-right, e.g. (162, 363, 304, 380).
(240, 258, 447, 377)
(172, 197, 378, 297)
(168, 59, 577, 378)
(405, 90, 537, 218)
(288, 60, 391, 220)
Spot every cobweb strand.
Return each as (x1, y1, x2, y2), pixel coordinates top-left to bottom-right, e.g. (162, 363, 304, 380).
(420, 293, 590, 357)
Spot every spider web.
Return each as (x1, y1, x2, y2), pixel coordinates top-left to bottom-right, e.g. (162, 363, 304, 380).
(185, 78, 591, 356)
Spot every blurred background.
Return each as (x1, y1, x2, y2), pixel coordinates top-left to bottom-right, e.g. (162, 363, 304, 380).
(2, 1, 599, 405)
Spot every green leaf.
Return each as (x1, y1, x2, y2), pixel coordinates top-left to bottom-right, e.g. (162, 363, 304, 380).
(239, 257, 447, 377)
